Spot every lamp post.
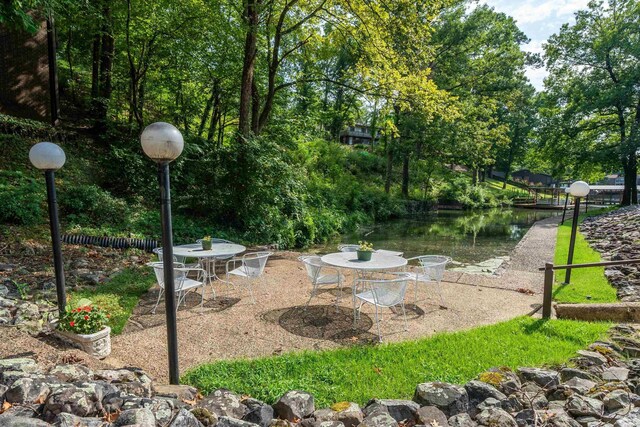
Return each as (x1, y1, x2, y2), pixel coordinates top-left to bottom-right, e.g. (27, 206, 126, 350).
(29, 142, 67, 316)
(560, 187, 570, 225)
(140, 122, 184, 385)
(564, 180, 590, 284)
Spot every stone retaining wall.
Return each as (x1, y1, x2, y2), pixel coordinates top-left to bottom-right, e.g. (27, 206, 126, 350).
(3, 325, 640, 426)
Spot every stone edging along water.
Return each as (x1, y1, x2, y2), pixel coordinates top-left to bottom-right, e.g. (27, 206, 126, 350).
(3, 324, 640, 426)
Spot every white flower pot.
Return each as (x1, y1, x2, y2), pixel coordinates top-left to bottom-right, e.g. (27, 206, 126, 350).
(52, 322, 111, 359)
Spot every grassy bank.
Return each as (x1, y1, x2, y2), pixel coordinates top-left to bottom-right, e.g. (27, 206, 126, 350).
(183, 317, 610, 407)
(553, 208, 618, 304)
(67, 268, 155, 334)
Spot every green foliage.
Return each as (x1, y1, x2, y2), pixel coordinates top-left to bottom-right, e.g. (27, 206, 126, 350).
(553, 208, 618, 304)
(0, 171, 44, 225)
(183, 317, 610, 407)
(58, 184, 128, 227)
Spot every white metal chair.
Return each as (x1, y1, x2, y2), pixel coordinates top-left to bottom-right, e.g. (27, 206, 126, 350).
(338, 244, 360, 252)
(152, 247, 178, 262)
(298, 255, 344, 308)
(401, 255, 451, 306)
(376, 249, 404, 257)
(225, 252, 272, 303)
(353, 277, 410, 342)
(146, 262, 209, 313)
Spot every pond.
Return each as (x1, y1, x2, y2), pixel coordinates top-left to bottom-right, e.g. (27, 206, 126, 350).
(315, 208, 560, 265)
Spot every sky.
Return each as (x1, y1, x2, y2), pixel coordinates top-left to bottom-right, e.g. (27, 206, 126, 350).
(481, 0, 591, 91)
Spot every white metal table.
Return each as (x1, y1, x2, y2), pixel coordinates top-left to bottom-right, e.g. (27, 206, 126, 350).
(320, 251, 407, 272)
(173, 243, 246, 284)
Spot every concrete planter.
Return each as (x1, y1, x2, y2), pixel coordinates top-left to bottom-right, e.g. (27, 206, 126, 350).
(357, 250, 372, 261)
(52, 321, 111, 359)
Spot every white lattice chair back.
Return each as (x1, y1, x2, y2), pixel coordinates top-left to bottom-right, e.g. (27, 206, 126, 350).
(338, 244, 360, 252)
(417, 255, 450, 282)
(242, 252, 271, 277)
(298, 256, 323, 281)
(147, 261, 186, 290)
(367, 278, 409, 306)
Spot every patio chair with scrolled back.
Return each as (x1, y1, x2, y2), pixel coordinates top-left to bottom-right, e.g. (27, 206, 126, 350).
(195, 237, 238, 282)
(298, 255, 345, 309)
(338, 244, 360, 252)
(225, 252, 272, 304)
(401, 255, 451, 306)
(353, 277, 410, 342)
(146, 261, 209, 313)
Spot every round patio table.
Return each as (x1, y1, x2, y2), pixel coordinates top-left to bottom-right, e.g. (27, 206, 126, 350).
(320, 251, 407, 271)
(173, 243, 246, 284)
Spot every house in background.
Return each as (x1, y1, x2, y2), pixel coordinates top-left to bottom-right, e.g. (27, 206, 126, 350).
(598, 173, 640, 185)
(510, 169, 556, 186)
(339, 124, 378, 145)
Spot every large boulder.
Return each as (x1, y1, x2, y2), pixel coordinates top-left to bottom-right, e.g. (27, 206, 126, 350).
(53, 413, 110, 427)
(49, 365, 93, 383)
(448, 413, 478, 427)
(0, 416, 52, 426)
(273, 391, 315, 421)
(464, 380, 507, 407)
(363, 399, 419, 423)
(474, 408, 517, 427)
(331, 402, 363, 427)
(413, 382, 469, 416)
(565, 395, 604, 418)
(217, 416, 260, 427)
(199, 389, 248, 419)
(5, 377, 52, 404)
(357, 411, 397, 427)
(168, 408, 205, 427)
(114, 407, 156, 426)
(44, 386, 97, 421)
(243, 398, 274, 427)
(563, 377, 597, 395)
(517, 368, 560, 389)
(415, 406, 448, 427)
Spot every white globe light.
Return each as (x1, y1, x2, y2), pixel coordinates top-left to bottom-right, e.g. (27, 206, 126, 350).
(29, 142, 66, 170)
(569, 181, 590, 198)
(564, 187, 570, 193)
(140, 122, 184, 162)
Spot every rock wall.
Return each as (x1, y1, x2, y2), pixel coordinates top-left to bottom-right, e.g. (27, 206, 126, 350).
(3, 324, 640, 426)
(581, 206, 640, 301)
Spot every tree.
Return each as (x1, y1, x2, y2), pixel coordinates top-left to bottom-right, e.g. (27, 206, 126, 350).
(544, 0, 640, 204)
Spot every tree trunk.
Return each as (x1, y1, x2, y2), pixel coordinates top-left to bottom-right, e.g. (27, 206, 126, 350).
(401, 154, 409, 198)
(251, 79, 260, 134)
(66, 29, 76, 103)
(385, 148, 393, 194)
(472, 168, 478, 185)
(198, 83, 217, 138)
(95, 5, 114, 126)
(91, 34, 100, 99)
(238, 0, 259, 138)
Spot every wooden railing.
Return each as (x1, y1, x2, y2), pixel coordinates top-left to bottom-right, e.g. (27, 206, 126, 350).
(539, 259, 640, 318)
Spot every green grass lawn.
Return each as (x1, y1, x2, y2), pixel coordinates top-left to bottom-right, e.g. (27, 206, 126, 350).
(68, 267, 155, 334)
(553, 208, 618, 304)
(183, 317, 610, 407)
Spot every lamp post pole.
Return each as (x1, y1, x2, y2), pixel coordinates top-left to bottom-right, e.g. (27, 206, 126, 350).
(564, 181, 590, 284)
(30, 142, 66, 316)
(45, 170, 66, 316)
(141, 122, 184, 385)
(560, 192, 569, 225)
(158, 161, 179, 384)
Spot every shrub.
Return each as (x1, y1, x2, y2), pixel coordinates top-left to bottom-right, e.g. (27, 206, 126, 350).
(58, 184, 128, 226)
(0, 171, 44, 225)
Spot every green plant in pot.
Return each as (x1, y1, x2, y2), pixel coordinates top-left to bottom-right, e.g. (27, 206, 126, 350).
(357, 240, 374, 261)
(201, 236, 212, 250)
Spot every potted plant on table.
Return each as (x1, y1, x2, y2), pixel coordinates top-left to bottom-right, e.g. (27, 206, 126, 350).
(201, 236, 212, 250)
(357, 241, 374, 261)
(54, 299, 111, 359)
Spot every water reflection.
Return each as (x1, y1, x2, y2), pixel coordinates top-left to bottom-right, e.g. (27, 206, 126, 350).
(316, 209, 559, 265)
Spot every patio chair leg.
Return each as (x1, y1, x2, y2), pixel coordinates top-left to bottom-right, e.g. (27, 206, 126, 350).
(247, 279, 256, 304)
(436, 280, 445, 307)
(305, 286, 316, 309)
(152, 288, 164, 314)
(414, 278, 419, 303)
(374, 304, 382, 342)
(401, 303, 408, 331)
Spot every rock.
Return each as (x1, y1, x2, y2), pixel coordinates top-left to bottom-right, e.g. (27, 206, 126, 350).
(613, 407, 640, 426)
(5, 377, 51, 404)
(477, 368, 521, 395)
(564, 377, 597, 395)
(501, 395, 524, 413)
(242, 398, 274, 427)
(561, 368, 598, 383)
(49, 364, 93, 383)
(602, 367, 630, 381)
(331, 402, 362, 427)
(363, 399, 419, 423)
(576, 351, 608, 366)
(565, 395, 604, 417)
(448, 413, 477, 427)
(44, 386, 97, 420)
(517, 368, 560, 388)
(464, 380, 507, 407)
(415, 406, 448, 426)
(358, 411, 398, 427)
(546, 385, 574, 401)
(603, 390, 631, 411)
(273, 391, 315, 421)
(0, 263, 16, 272)
(414, 382, 469, 416)
(545, 412, 581, 427)
(513, 409, 534, 427)
(0, 358, 39, 375)
(191, 407, 218, 426)
(477, 398, 502, 411)
(168, 408, 205, 426)
(217, 416, 260, 427)
(155, 384, 199, 401)
(199, 389, 248, 419)
(53, 413, 109, 426)
(115, 407, 156, 426)
(511, 391, 548, 410)
(0, 416, 52, 426)
(475, 408, 517, 427)
(313, 409, 337, 422)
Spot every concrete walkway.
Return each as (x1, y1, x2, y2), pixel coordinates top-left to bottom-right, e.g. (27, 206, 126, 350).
(103, 215, 561, 381)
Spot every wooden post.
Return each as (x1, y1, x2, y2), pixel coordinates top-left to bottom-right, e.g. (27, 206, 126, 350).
(542, 262, 554, 319)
